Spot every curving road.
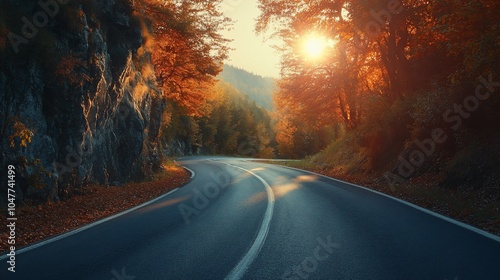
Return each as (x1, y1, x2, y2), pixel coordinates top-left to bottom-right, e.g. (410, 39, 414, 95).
(2, 156, 500, 279)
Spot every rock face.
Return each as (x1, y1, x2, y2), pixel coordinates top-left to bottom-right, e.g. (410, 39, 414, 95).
(0, 0, 164, 203)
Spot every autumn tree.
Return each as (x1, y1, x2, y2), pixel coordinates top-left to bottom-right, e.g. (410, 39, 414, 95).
(258, 0, 360, 133)
(136, 0, 231, 116)
(258, 0, 500, 178)
(428, 0, 500, 79)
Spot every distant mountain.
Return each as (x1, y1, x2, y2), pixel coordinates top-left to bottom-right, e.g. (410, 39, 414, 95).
(218, 64, 276, 110)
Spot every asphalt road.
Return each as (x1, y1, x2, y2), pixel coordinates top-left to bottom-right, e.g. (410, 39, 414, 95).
(2, 156, 500, 279)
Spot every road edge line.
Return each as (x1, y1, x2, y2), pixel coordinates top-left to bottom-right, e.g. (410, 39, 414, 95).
(174, 160, 195, 179)
(223, 163, 275, 280)
(276, 164, 500, 242)
(183, 167, 195, 178)
(0, 188, 180, 260)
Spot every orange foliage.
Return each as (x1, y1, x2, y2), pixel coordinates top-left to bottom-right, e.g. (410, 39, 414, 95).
(258, 0, 500, 158)
(135, 0, 231, 116)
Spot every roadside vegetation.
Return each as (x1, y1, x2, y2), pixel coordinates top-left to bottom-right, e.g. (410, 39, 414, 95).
(161, 81, 276, 157)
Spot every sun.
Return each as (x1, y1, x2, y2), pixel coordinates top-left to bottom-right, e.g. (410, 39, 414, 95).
(303, 35, 327, 60)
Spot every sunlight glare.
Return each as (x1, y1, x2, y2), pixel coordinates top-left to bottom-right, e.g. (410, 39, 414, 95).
(303, 35, 327, 60)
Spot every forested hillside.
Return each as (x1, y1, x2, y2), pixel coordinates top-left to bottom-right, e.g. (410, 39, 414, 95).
(218, 64, 275, 110)
(160, 81, 276, 158)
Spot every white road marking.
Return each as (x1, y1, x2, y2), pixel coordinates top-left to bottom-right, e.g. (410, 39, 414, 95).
(0, 188, 180, 260)
(278, 164, 500, 243)
(223, 163, 275, 280)
(183, 166, 195, 178)
(174, 159, 195, 179)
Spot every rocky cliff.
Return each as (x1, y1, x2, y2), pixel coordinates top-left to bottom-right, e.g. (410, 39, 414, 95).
(1, 0, 164, 203)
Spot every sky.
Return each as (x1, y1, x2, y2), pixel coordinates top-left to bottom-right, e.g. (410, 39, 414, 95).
(220, 0, 281, 78)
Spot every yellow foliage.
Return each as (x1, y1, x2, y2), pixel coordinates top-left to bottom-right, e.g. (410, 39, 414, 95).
(8, 118, 33, 149)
